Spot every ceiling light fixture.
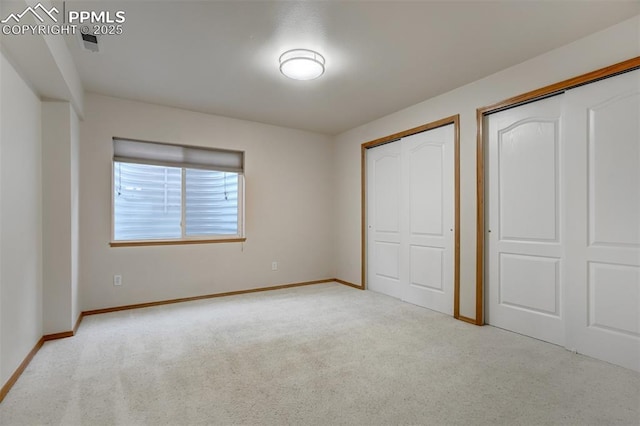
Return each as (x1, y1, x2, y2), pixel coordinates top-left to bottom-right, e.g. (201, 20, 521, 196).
(279, 49, 325, 81)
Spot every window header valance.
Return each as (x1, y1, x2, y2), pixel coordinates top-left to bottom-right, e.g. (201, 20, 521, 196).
(113, 138, 244, 173)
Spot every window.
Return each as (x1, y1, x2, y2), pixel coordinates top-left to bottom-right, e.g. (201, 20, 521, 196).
(112, 138, 244, 245)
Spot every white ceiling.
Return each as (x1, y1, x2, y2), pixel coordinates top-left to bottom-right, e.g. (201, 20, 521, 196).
(64, 1, 640, 135)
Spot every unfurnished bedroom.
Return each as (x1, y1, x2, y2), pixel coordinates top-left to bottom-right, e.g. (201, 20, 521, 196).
(0, 1, 639, 424)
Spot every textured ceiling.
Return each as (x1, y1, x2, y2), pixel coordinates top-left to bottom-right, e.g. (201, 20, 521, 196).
(64, 1, 640, 135)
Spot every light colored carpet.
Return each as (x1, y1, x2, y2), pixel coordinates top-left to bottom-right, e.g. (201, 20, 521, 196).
(1, 282, 639, 425)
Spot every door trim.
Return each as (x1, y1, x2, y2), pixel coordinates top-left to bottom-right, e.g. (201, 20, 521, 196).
(475, 56, 640, 326)
(361, 115, 461, 318)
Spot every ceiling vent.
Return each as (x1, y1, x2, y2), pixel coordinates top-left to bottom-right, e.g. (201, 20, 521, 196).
(81, 33, 99, 53)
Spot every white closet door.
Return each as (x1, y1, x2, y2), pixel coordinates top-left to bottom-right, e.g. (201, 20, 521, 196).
(367, 140, 404, 299)
(367, 125, 455, 315)
(486, 96, 565, 346)
(402, 125, 454, 314)
(563, 69, 640, 371)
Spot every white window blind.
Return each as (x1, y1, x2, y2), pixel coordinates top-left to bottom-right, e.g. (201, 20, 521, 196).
(113, 139, 244, 242)
(114, 163, 182, 240)
(113, 138, 244, 173)
(185, 168, 239, 236)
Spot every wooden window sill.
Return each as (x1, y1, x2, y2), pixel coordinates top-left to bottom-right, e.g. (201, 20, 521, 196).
(110, 238, 246, 247)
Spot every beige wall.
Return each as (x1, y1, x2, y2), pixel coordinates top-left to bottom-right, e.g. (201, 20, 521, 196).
(333, 15, 640, 319)
(0, 51, 43, 385)
(71, 103, 80, 327)
(79, 94, 334, 310)
(42, 101, 80, 334)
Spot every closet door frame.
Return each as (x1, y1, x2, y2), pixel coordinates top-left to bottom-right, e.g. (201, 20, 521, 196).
(361, 115, 461, 317)
(475, 56, 640, 326)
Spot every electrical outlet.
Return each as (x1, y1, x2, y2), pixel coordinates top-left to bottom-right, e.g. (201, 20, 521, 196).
(113, 275, 122, 286)
(271, 261, 278, 271)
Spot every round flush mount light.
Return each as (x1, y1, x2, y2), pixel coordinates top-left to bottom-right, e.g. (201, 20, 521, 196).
(279, 49, 325, 80)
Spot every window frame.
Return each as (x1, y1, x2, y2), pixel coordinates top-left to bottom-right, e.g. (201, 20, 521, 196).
(109, 139, 246, 247)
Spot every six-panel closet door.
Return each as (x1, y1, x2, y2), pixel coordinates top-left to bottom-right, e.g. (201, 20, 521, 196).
(367, 124, 455, 315)
(485, 69, 639, 371)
